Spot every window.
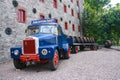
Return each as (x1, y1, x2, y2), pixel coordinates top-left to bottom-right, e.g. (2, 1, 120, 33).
(69, 20, 71, 24)
(40, 25, 57, 34)
(60, 17, 63, 21)
(53, 0, 57, 8)
(48, 14, 52, 18)
(40, 14, 45, 19)
(55, 18, 58, 23)
(18, 9, 26, 23)
(59, 0, 62, 2)
(27, 26, 39, 35)
(71, 9, 74, 16)
(64, 4, 67, 13)
(78, 26, 80, 32)
(64, 22, 68, 30)
(39, 0, 44, 3)
(71, 0, 73, 2)
(68, 5, 70, 8)
(77, 13, 80, 18)
(72, 24, 75, 31)
(76, 0, 79, 6)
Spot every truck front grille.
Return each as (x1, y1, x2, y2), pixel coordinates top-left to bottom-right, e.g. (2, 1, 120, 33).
(23, 38, 36, 54)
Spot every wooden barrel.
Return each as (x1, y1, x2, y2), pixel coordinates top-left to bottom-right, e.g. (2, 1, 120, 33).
(79, 37, 84, 43)
(104, 40, 112, 48)
(83, 37, 87, 43)
(86, 37, 90, 43)
(73, 36, 78, 43)
(91, 37, 95, 43)
(77, 37, 81, 43)
(89, 37, 92, 43)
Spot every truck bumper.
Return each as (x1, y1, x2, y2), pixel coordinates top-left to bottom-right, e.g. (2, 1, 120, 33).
(20, 55, 40, 62)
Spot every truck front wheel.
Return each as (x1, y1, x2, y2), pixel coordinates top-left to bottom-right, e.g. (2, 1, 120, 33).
(49, 50, 59, 71)
(13, 59, 26, 69)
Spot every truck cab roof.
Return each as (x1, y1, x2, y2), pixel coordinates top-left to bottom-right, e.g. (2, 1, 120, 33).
(28, 18, 59, 28)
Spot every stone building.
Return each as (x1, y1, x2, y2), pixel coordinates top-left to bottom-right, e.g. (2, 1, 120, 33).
(0, 0, 84, 62)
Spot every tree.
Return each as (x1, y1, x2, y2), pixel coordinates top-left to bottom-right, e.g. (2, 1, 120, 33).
(83, 0, 120, 45)
(102, 5, 120, 45)
(83, 0, 110, 44)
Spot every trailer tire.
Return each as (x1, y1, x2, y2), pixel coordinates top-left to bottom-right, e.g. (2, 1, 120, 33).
(13, 59, 26, 69)
(75, 46, 79, 53)
(80, 45, 84, 51)
(71, 46, 79, 53)
(90, 45, 97, 50)
(93, 45, 97, 50)
(49, 50, 59, 71)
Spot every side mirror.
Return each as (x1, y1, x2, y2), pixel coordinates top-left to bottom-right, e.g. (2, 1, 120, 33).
(25, 29, 27, 33)
(25, 29, 28, 36)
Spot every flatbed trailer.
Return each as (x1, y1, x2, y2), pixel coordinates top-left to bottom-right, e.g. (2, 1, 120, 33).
(71, 43, 98, 52)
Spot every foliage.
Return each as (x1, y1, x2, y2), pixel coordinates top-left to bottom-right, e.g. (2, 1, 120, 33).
(102, 5, 120, 45)
(82, 0, 120, 45)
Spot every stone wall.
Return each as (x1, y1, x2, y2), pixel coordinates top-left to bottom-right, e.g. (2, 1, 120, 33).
(0, 0, 84, 62)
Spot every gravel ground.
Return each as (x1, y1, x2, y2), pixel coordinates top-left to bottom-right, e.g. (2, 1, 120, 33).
(0, 48, 120, 80)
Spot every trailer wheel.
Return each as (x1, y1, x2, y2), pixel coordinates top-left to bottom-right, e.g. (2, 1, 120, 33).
(71, 46, 79, 53)
(93, 45, 97, 50)
(75, 46, 79, 53)
(80, 45, 84, 51)
(49, 50, 59, 71)
(64, 47, 71, 59)
(13, 59, 26, 69)
(90, 45, 97, 50)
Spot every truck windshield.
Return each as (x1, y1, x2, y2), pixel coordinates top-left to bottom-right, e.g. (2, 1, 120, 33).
(26, 25, 57, 36)
(40, 25, 57, 34)
(27, 26, 39, 35)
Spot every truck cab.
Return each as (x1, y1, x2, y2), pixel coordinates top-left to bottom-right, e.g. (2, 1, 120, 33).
(10, 18, 71, 70)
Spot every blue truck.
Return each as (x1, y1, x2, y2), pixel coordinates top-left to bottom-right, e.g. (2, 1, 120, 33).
(10, 18, 98, 70)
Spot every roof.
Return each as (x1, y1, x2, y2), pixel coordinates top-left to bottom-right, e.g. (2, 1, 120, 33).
(28, 18, 59, 28)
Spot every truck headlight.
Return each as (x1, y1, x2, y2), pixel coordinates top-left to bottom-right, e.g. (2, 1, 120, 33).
(14, 50, 19, 55)
(42, 49, 48, 55)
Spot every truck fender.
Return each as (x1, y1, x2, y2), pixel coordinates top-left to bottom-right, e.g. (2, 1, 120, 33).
(62, 43, 69, 54)
(10, 47, 22, 59)
(39, 45, 58, 59)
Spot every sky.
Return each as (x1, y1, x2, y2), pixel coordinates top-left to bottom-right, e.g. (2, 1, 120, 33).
(110, 0, 120, 6)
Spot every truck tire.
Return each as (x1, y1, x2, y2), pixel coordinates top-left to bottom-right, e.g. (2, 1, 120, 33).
(64, 47, 71, 59)
(49, 50, 59, 71)
(75, 46, 79, 53)
(80, 45, 84, 51)
(71, 46, 78, 53)
(13, 59, 26, 69)
(90, 45, 97, 50)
